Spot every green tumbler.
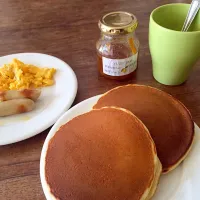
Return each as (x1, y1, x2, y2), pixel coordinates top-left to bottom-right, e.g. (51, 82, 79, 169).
(149, 3, 200, 85)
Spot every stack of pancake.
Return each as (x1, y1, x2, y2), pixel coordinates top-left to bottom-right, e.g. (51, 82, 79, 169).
(44, 84, 194, 200)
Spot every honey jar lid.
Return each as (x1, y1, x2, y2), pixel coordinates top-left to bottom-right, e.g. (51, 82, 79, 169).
(99, 11, 138, 35)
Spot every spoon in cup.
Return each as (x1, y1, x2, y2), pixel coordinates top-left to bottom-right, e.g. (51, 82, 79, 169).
(182, 0, 200, 32)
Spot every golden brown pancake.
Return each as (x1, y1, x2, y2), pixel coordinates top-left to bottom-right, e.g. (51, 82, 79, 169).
(93, 84, 194, 173)
(45, 107, 161, 200)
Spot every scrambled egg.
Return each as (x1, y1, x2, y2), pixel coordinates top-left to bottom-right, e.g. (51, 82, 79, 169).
(0, 59, 56, 90)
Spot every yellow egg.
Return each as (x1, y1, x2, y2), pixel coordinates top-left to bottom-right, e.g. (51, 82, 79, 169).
(0, 59, 56, 90)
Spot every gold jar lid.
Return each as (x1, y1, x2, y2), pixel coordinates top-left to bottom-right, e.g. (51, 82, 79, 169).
(99, 11, 138, 35)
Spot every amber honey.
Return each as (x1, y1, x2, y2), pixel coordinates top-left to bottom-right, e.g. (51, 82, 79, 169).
(96, 11, 139, 80)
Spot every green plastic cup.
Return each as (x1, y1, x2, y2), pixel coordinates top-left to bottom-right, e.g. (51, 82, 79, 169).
(149, 3, 200, 85)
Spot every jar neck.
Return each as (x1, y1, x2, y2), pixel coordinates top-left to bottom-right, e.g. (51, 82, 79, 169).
(101, 32, 135, 40)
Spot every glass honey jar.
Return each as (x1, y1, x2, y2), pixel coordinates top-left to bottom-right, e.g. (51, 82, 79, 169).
(96, 11, 139, 80)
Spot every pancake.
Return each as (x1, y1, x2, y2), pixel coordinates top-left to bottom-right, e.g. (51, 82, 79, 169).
(45, 107, 161, 200)
(93, 84, 194, 173)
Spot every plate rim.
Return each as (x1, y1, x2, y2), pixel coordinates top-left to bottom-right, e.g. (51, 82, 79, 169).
(0, 52, 78, 145)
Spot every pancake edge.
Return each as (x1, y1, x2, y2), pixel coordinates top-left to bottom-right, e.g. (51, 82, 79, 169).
(94, 106, 162, 200)
(44, 106, 161, 200)
(93, 84, 195, 173)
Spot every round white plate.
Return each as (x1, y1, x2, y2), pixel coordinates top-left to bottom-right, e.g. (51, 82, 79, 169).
(0, 53, 77, 145)
(40, 95, 200, 200)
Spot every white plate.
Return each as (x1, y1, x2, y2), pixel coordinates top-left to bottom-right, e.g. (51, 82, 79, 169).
(0, 53, 77, 145)
(40, 95, 200, 200)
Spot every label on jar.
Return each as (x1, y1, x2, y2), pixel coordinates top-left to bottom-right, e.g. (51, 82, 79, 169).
(102, 53, 138, 76)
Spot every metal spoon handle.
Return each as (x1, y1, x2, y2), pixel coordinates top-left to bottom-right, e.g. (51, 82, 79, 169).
(182, 0, 200, 32)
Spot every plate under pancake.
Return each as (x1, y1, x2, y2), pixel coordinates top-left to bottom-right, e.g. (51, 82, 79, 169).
(44, 107, 159, 200)
(93, 85, 194, 173)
